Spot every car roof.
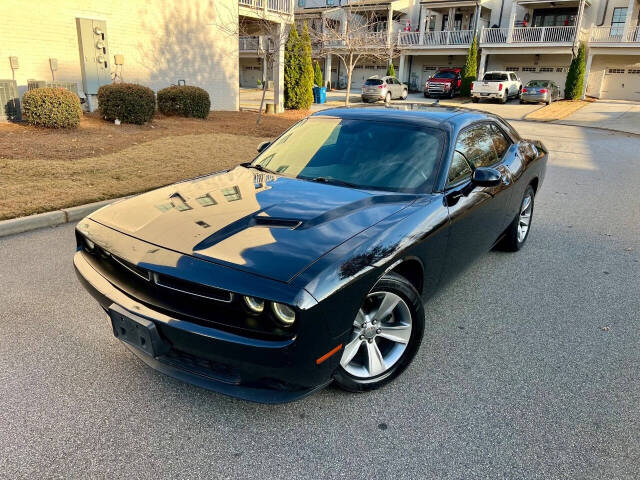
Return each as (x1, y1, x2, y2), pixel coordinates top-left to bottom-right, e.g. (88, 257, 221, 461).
(311, 104, 498, 130)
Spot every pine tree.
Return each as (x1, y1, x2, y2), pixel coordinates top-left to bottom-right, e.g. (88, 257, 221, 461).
(564, 42, 586, 100)
(314, 61, 323, 87)
(386, 62, 396, 77)
(299, 23, 315, 109)
(284, 25, 301, 110)
(460, 35, 478, 97)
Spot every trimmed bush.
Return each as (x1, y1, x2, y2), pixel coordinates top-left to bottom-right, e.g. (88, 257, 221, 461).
(157, 85, 211, 118)
(565, 42, 586, 100)
(22, 87, 82, 128)
(314, 60, 323, 87)
(285, 25, 302, 109)
(460, 35, 478, 97)
(97, 83, 155, 124)
(386, 63, 396, 77)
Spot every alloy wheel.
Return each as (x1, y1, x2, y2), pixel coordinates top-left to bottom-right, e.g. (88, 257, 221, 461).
(340, 291, 412, 378)
(517, 193, 533, 242)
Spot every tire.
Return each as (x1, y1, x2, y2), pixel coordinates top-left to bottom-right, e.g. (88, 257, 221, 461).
(333, 272, 425, 392)
(472, 97, 479, 103)
(385, 92, 392, 103)
(499, 185, 535, 252)
(500, 90, 508, 104)
(401, 89, 408, 100)
(449, 88, 455, 99)
(546, 96, 552, 106)
(519, 99, 525, 104)
(424, 92, 429, 98)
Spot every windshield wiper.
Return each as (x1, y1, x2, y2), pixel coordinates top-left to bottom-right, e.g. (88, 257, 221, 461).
(241, 162, 276, 174)
(300, 176, 361, 189)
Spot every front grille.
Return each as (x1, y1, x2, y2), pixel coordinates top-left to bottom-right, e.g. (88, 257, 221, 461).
(79, 238, 294, 340)
(163, 349, 241, 385)
(427, 83, 446, 93)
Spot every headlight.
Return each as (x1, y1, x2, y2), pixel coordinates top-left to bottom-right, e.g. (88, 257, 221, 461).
(244, 296, 265, 314)
(271, 302, 296, 326)
(82, 236, 95, 252)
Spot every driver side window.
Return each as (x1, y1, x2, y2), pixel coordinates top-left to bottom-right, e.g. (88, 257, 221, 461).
(447, 124, 498, 186)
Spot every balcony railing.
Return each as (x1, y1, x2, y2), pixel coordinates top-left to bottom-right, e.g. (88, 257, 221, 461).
(481, 25, 576, 44)
(239, 0, 292, 14)
(239, 36, 261, 51)
(267, 0, 291, 14)
(399, 30, 474, 47)
(590, 26, 640, 43)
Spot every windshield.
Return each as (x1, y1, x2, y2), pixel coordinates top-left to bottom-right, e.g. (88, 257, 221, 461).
(364, 79, 384, 85)
(253, 117, 444, 193)
(526, 80, 550, 87)
(483, 73, 508, 81)
(434, 71, 457, 79)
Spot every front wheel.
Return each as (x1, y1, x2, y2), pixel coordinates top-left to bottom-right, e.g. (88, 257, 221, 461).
(449, 88, 455, 99)
(401, 89, 408, 100)
(499, 185, 535, 251)
(334, 273, 425, 392)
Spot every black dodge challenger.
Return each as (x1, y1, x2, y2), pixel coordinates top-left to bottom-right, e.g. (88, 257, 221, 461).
(74, 105, 547, 403)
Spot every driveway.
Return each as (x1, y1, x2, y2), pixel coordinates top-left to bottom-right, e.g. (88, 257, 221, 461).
(556, 100, 640, 135)
(1, 122, 639, 479)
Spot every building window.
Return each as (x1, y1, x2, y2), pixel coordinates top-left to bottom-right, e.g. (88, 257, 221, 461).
(522, 66, 537, 72)
(610, 8, 627, 36)
(505, 66, 520, 72)
(222, 186, 242, 202)
(607, 68, 625, 74)
(628, 69, 640, 74)
(538, 67, 554, 73)
(326, 0, 334, 5)
(298, 0, 305, 6)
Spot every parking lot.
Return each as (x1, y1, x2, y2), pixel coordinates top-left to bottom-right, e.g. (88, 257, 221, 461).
(1, 120, 639, 479)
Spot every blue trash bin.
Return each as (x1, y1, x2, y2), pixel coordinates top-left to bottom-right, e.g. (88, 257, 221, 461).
(317, 87, 327, 104)
(312, 86, 319, 104)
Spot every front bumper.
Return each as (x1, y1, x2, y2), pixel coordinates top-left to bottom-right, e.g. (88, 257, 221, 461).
(74, 251, 341, 403)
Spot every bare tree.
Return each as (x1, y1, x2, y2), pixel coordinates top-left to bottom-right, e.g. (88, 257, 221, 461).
(216, 5, 292, 124)
(310, 5, 400, 106)
(238, 16, 291, 124)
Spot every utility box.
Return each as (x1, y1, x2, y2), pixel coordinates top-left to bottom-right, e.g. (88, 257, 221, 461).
(0, 79, 20, 122)
(76, 18, 110, 95)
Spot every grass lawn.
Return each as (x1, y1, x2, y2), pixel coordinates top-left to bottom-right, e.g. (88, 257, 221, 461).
(0, 111, 307, 220)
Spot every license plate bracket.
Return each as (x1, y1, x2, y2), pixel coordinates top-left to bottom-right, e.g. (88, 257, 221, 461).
(108, 304, 170, 358)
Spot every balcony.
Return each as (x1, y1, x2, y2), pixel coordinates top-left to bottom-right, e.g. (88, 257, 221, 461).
(398, 30, 474, 48)
(239, 0, 291, 16)
(481, 25, 577, 46)
(590, 26, 640, 44)
(239, 36, 262, 52)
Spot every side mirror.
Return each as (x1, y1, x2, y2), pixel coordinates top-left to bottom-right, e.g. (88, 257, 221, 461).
(471, 167, 502, 187)
(257, 141, 271, 153)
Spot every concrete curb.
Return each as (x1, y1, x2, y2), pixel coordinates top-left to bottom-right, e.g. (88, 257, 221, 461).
(0, 198, 121, 239)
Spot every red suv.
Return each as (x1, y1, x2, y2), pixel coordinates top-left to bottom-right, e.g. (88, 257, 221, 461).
(424, 68, 462, 98)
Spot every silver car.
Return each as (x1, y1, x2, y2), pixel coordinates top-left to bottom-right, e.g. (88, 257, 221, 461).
(361, 76, 408, 103)
(520, 80, 561, 105)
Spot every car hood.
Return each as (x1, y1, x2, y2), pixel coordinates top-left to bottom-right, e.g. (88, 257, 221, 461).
(90, 166, 417, 283)
(428, 78, 454, 84)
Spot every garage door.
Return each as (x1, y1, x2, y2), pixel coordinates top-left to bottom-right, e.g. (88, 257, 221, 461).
(601, 68, 640, 100)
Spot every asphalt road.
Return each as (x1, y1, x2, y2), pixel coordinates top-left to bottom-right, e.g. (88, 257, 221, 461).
(1, 122, 639, 479)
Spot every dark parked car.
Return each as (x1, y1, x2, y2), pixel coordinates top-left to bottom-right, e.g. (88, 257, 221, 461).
(520, 80, 561, 105)
(74, 105, 547, 403)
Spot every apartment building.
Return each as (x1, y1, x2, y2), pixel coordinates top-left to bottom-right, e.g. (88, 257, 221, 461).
(0, 0, 295, 118)
(241, 0, 638, 100)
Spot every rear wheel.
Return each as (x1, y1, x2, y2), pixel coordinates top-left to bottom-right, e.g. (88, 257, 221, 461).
(500, 90, 508, 104)
(385, 92, 392, 103)
(472, 97, 479, 103)
(334, 273, 425, 392)
(499, 185, 535, 251)
(546, 95, 552, 106)
(401, 89, 408, 100)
